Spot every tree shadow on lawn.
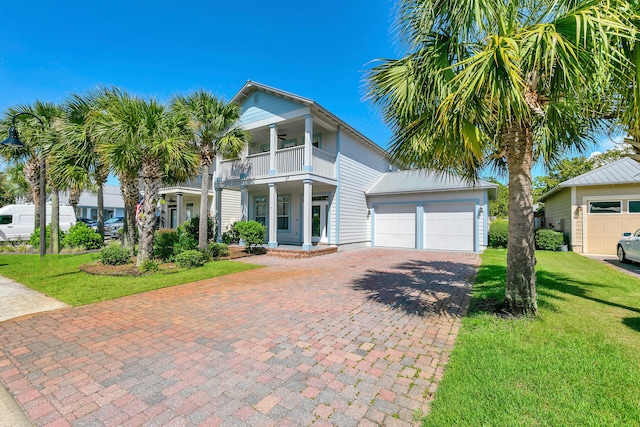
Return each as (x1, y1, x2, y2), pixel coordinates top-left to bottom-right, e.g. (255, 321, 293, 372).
(536, 270, 640, 315)
(351, 259, 476, 317)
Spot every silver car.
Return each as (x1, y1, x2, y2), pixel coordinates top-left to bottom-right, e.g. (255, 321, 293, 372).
(617, 229, 640, 264)
(104, 216, 125, 239)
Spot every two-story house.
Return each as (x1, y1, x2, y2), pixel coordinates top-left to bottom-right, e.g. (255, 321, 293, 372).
(162, 81, 496, 252)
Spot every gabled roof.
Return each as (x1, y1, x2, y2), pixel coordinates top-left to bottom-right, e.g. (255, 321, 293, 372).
(538, 157, 640, 202)
(366, 170, 498, 198)
(231, 80, 388, 157)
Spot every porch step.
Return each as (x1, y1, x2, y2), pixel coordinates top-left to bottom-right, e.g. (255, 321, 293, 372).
(267, 246, 338, 259)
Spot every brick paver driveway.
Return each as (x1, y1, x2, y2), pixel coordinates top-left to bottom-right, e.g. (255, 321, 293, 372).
(0, 248, 478, 426)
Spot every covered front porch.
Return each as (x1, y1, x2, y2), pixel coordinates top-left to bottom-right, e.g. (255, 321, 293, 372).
(215, 179, 336, 250)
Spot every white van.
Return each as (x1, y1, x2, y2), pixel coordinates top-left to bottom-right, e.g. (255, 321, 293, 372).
(0, 204, 77, 241)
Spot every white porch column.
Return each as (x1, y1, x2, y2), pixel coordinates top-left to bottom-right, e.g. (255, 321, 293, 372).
(268, 183, 278, 248)
(214, 188, 222, 242)
(240, 184, 248, 221)
(214, 154, 222, 182)
(304, 114, 313, 172)
(303, 179, 313, 250)
(269, 124, 277, 176)
(176, 192, 183, 228)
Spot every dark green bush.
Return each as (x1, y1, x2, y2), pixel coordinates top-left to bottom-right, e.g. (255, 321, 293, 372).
(488, 219, 509, 248)
(100, 244, 132, 265)
(173, 232, 197, 256)
(221, 222, 240, 244)
(181, 216, 215, 243)
(208, 242, 229, 258)
(30, 225, 66, 249)
(63, 222, 103, 249)
(535, 229, 564, 251)
(175, 249, 204, 269)
(154, 228, 179, 261)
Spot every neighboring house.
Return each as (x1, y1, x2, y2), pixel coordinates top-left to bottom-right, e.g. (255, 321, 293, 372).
(59, 185, 125, 220)
(198, 81, 497, 252)
(538, 157, 640, 255)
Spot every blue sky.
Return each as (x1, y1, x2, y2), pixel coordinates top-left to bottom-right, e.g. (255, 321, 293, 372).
(0, 0, 618, 182)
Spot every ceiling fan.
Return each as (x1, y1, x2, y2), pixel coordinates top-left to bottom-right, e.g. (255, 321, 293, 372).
(278, 133, 287, 140)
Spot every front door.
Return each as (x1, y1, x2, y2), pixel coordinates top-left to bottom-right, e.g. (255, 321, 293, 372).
(312, 201, 328, 243)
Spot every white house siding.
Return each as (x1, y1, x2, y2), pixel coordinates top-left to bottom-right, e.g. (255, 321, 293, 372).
(337, 130, 388, 247)
(220, 190, 242, 234)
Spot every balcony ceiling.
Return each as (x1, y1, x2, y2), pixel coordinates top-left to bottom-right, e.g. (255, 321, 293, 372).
(248, 115, 335, 142)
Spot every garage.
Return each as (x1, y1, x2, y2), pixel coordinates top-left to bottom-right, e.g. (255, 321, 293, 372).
(424, 203, 475, 251)
(586, 200, 640, 255)
(374, 204, 416, 248)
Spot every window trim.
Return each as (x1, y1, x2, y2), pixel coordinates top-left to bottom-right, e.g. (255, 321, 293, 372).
(588, 200, 622, 214)
(277, 194, 291, 231)
(628, 200, 640, 214)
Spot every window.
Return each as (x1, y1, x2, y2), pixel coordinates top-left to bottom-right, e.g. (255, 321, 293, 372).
(278, 196, 290, 230)
(186, 203, 194, 220)
(255, 197, 267, 226)
(279, 139, 297, 149)
(0, 215, 12, 225)
(589, 201, 621, 214)
(260, 143, 269, 153)
(312, 134, 321, 148)
(629, 200, 640, 214)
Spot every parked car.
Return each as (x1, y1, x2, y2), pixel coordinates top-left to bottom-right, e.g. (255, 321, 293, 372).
(104, 216, 125, 239)
(76, 217, 98, 230)
(617, 229, 640, 263)
(0, 204, 76, 241)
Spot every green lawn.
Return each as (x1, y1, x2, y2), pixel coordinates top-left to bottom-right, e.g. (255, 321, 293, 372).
(0, 253, 261, 306)
(423, 249, 640, 426)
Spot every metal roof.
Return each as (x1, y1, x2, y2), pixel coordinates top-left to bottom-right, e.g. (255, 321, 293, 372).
(366, 170, 498, 198)
(538, 157, 640, 202)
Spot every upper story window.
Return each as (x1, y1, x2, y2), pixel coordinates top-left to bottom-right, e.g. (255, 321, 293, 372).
(589, 201, 621, 214)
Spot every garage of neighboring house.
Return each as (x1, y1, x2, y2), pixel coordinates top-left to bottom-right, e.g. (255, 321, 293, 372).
(539, 157, 640, 255)
(366, 170, 497, 252)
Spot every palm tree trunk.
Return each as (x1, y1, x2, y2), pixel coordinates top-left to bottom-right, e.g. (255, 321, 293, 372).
(504, 123, 537, 316)
(95, 165, 109, 239)
(50, 190, 60, 254)
(119, 173, 139, 251)
(137, 160, 162, 266)
(198, 162, 211, 250)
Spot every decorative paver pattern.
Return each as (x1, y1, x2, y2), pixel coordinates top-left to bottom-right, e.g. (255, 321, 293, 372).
(0, 248, 477, 426)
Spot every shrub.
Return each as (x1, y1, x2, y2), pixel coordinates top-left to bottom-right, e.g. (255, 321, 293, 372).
(221, 222, 240, 244)
(180, 216, 215, 243)
(63, 222, 103, 250)
(488, 219, 509, 248)
(535, 229, 564, 251)
(175, 249, 204, 269)
(30, 225, 66, 249)
(234, 220, 266, 253)
(208, 242, 229, 258)
(173, 232, 198, 256)
(139, 258, 160, 273)
(100, 243, 132, 265)
(154, 229, 179, 261)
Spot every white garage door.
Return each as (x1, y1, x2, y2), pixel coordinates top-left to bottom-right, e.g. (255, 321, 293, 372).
(374, 205, 416, 248)
(424, 203, 475, 251)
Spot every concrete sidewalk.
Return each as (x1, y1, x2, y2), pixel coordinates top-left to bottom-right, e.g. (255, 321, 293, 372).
(0, 276, 67, 426)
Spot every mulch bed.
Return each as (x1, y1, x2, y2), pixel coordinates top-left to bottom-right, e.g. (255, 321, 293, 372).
(79, 246, 259, 277)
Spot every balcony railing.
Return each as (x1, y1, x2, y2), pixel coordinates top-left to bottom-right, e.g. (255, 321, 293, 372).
(218, 146, 336, 181)
(161, 175, 212, 192)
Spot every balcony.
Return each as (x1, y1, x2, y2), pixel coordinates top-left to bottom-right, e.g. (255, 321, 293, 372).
(218, 146, 336, 182)
(161, 176, 213, 193)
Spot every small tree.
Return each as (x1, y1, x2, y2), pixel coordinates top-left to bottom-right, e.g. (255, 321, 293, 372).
(234, 220, 266, 254)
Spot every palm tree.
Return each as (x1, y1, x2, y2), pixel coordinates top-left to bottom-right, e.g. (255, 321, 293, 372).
(1, 102, 62, 231)
(172, 90, 249, 250)
(93, 92, 198, 265)
(50, 89, 112, 239)
(367, 0, 632, 316)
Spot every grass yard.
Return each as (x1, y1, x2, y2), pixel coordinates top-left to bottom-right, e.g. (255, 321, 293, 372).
(423, 249, 640, 426)
(0, 253, 261, 306)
